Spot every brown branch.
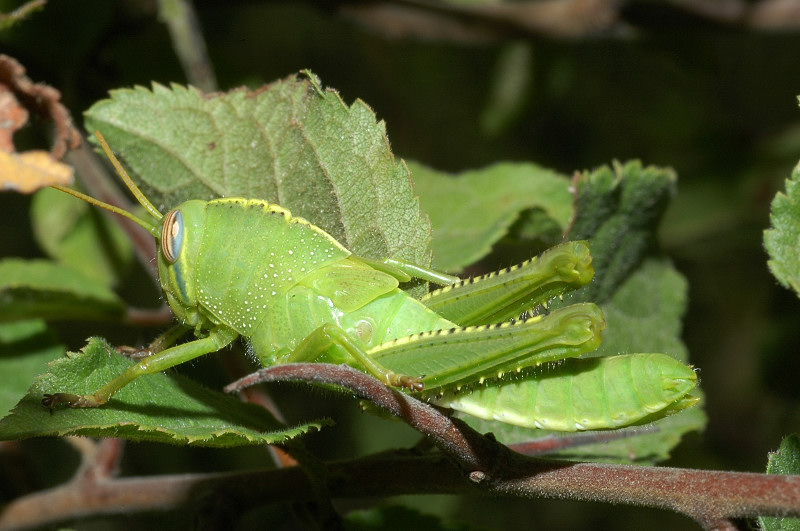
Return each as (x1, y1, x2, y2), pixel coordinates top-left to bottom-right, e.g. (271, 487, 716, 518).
(338, 0, 800, 44)
(63, 437, 124, 481)
(226, 363, 800, 529)
(339, 0, 627, 42)
(748, 0, 800, 29)
(123, 305, 175, 327)
(225, 362, 504, 467)
(2, 437, 797, 530)
(507, 426, 659, 456)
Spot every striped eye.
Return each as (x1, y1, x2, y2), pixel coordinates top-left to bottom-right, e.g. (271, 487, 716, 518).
(161, 210, 183, 264)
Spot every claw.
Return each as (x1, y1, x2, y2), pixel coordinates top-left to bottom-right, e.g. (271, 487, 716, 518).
(42, 393, 100, 410)
(115, 345, 153, 361)
(391, 374, 425, 392)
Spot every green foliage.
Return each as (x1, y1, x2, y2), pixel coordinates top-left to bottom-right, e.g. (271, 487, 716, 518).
(595, 258, 688, 361)
(31, 187, 134, 287)
(765, 161, 800, 298)
(759, 434, 800, 531)
(0, 259, 125, 322)
(560, 161, 689, 362)
(0, 337, 328, 446)
(567, 160, 677, 303)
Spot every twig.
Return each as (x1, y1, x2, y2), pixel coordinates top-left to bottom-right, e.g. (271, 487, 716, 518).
(225, 363, 505, 467)
(508, 426, 658, 456)
(123, 305, 175, 327)
(339, 0, 800, 43)
(0, 54, 81, 159)
(340, 0, 627, 41)
(226, 363, 800, 528)
(2, 439, 797, 530)
(65, 437, 124, 481)
(157, 0, 218, 92)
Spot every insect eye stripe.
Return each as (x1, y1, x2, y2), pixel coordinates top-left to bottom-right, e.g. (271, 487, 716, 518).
(160, 210, 183, 264)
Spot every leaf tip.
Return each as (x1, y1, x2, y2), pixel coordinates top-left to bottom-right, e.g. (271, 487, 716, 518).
(302, 69, 324, 96)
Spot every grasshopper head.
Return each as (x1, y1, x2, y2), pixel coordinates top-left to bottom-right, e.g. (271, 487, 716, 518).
(157, 200, 208, 328)
(52, 132, 207, 330)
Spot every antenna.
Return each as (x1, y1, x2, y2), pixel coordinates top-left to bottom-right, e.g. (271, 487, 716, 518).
(51, 131, 162, 238)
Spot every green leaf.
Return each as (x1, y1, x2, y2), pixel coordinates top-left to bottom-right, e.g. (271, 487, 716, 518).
(560, 162, 691, 361)
(765, 433, 800, 476)
(0, 337, 329, 446)
(462, 401, 704, 465)
(0, 320, 65, 418)
(83, 74, 432, 296)
(31, 187, 134, 288)
(764, 160, 800, 298)
(0, 259, 126, 322)
(567, 160, 677, 303)
(408, 161, 573, 271)
(759, 434, 800, 531)
(592, 258, 689, 362)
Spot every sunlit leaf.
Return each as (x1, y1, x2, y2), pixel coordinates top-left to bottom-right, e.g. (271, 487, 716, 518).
(765, 160, 800, 298)
(759, 434, 800, 531)
(409, 161, 572, 271)
(84, 74, 432, 298)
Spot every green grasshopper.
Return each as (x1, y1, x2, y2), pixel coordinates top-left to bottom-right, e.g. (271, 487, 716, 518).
(42, 132, 696, 431)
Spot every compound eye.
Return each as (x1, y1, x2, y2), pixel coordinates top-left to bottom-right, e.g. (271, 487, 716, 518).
(161, 210, 183, 264)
